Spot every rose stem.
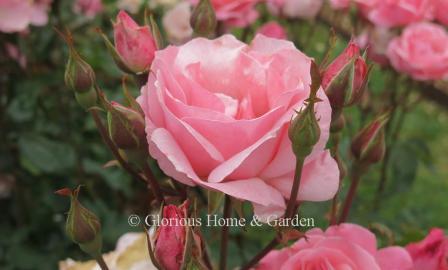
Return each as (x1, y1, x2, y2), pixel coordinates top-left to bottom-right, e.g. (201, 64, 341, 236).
(375, 79, 412, 210)
(142, 162, 164, 205)
(240, 238, 279, 270)
(285, 157, 306, 218)
(241, 157, 306, 270)
(329, 134, 342, 225)
(96, 256, 110, 270)
(89, 110, 147, 184)
(338, 163, 366, 223)
(219, 195, 232, 270)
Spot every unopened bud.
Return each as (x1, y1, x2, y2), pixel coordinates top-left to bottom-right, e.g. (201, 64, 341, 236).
(113, 11, 157, 74)
(107, 101, 146, 150)
(190, 0, 217, 37)
(64, 47, 96, 94)
(153, 200, 205, 270)
(56, 187, 102, 258)
(351, 113, 388, 164)
(322, 41, 369, 111)
(288, 62, 322, 159)
(62, 39, 98, 110)
(288, 104, 321, 159)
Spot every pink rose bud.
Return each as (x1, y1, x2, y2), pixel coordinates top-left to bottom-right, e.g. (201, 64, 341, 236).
(256, 21, 287, 40)
(190, 0, 217, 37)
(154, 201, 189, 270)
(406, 228, 448, 270)
(113, 11, 157, 74)
(56, 187, 103, 258)
(351, 113, 388, 165)
(322, 41, 368, 112)
(107, 101, 146, 150)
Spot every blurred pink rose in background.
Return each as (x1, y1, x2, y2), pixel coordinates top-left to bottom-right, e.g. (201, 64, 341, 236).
(117, 0, 143, 14)
(387, 22, 448, 81)
(434, 0, 448, 25)
(163, 2, 193, 45)
(406, 228, 448, 270)
(330, 0, 351, 10)
(356, 26, 394, 66)
(268, 0, 323, 19)
(113, 11, 157, 73)
(0, 0, 52, 33)
(4, 43, 27, 69)
(139, 34, 339, 220)
(191, 0, 259, 27)
(257, 223, 413, 270)
(355, 0, 433, 28)
(73, 0, 103, 18)
(256, 21, 287, 39)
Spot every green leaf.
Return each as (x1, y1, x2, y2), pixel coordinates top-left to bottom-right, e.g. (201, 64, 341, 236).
(82, 159, 132, 194)
(18, 134, 76, 174)
(388, 141, 419, 193)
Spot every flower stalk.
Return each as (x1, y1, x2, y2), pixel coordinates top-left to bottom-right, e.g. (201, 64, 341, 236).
(219, 195, 232, 270)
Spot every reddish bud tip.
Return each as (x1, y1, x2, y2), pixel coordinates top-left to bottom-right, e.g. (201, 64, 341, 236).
(55, 188, 72, 197)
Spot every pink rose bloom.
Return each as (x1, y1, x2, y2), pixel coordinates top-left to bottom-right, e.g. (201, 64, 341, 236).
(73, 0, 103, 18)
(330, 0, 351, 10)
(257, 223, 413, 270)
(114, 11, 157, 73)
(191, 0, 259, 27)
(256, 21, 287, 40)
(387, 22, 448, 81)
(355, 0, 433, 28)
(434, 0, 448, 25)
(0, 0, 51, 33)
(268, 0, 323, 19)
(162, 2, 193, 45)
(138, 34, 339, 219)
(406, 228, 448, 270)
